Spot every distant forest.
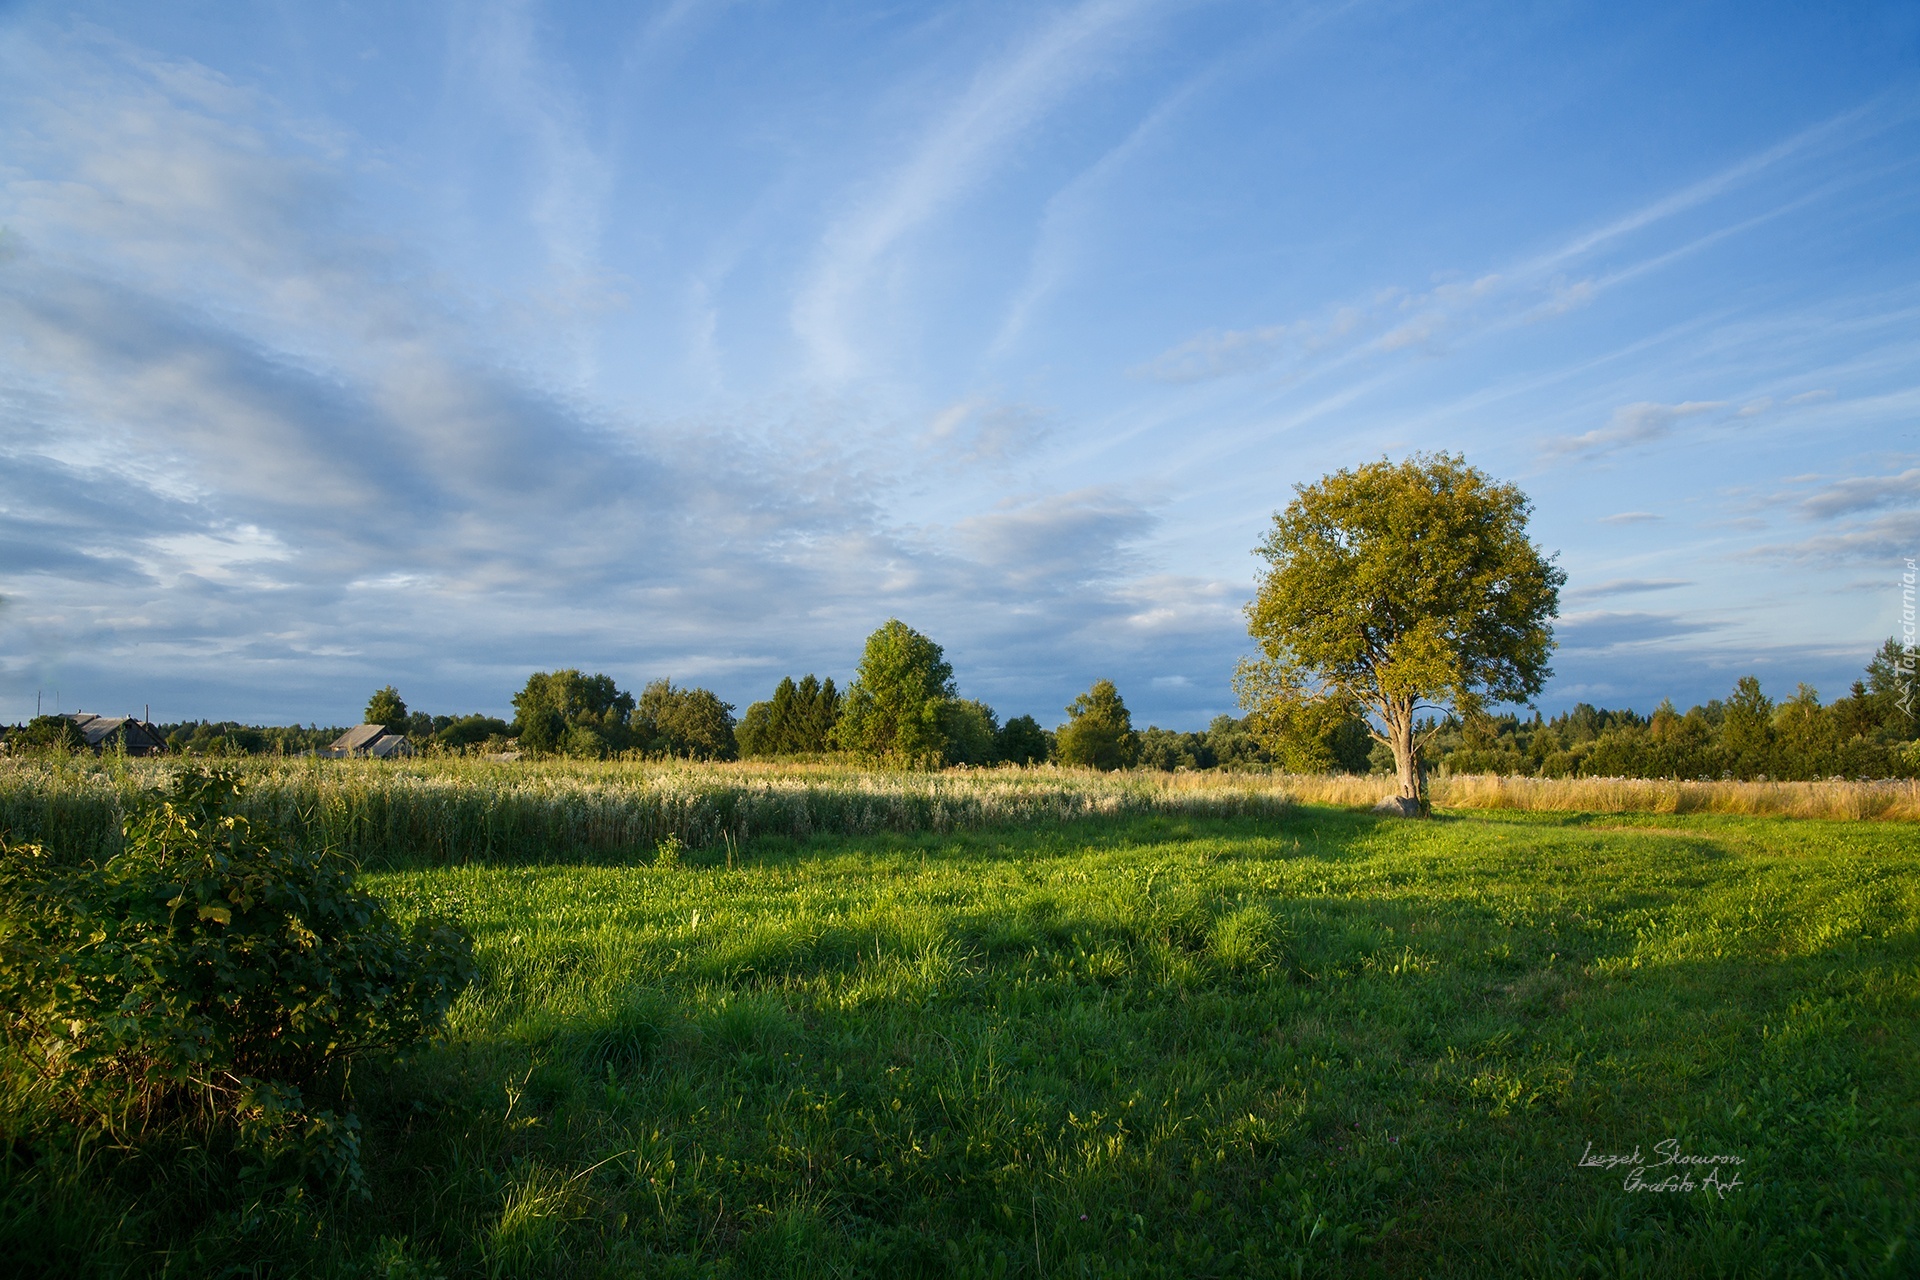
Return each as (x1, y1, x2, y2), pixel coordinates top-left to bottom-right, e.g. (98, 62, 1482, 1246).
(5, 636, 1916, 782)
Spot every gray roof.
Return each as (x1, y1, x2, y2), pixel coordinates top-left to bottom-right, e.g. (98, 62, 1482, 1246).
(63, 714, 165, 753)
(326, 723, 413, 758)
(328, 723, 390, 753)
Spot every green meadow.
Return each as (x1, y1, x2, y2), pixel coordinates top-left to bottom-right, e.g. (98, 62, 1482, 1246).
(5, 798, 1917, 1277)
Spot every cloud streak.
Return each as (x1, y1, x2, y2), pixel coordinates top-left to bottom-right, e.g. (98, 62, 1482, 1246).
(1138, 99, 1897, 391)
(1547, 399, 1727, 457)
(792, 0, 1158, 380)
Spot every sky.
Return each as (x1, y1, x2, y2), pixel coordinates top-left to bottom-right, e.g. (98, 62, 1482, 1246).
(2, 0, 1918, 731)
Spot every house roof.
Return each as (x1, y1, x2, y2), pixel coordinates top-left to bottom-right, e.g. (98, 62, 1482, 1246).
(325, 723, 413, 757)
(63, 714, 165, 751)
(328, 723, 390, 753)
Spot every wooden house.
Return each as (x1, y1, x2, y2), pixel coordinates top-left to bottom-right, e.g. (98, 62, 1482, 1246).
(323, 723, 414, 758)
(64, 713, 167, 756)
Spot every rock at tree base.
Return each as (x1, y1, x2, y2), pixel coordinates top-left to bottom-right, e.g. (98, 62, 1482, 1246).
(1373, 795, 1423, 817)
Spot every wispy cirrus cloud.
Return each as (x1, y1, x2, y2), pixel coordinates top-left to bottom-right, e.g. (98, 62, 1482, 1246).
(792, 0, 1160, 380)
(1736, 461, 1920, 564)
(1138, 101, 1888, 389)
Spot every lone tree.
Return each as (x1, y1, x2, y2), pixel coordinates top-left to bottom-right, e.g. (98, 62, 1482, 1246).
(1236, 453, 1563, 813)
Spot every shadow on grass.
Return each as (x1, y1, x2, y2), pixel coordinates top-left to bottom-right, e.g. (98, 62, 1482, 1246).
(6, 809, 1916, 1278)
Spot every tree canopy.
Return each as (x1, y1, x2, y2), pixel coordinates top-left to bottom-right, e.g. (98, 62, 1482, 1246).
(511, 670, 635, 756)
(738, 675, 839, 757)
(995, 715, 1051, 766)
(1237, 453, 1563, 808)
(831, 621, 958, 765)
(1055, 679, 1139, 771)
(365, 686, 408, 731)
(632, 680, 738, 760)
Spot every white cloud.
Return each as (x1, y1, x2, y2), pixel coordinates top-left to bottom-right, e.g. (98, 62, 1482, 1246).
(1795, 467, 1920, 519)
(0, 28, 1266, 727)
(1548, 400, 1726, 457)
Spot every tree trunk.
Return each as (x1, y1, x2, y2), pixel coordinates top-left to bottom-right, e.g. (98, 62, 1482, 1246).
(1381, 702, 1429, 816)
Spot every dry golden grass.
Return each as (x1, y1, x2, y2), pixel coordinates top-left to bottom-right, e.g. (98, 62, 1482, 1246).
(1432, 772, 1920, 820)
(4, 756, 1913, 871)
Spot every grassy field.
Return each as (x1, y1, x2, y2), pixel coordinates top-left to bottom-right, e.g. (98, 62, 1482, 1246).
(2, 755, 1915, 873)
(4, 779, 1915, 1277)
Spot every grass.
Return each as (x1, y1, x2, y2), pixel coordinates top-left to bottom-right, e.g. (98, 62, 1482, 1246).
(4, 794, 1915, 1277)
(1, 757, 1913, 874)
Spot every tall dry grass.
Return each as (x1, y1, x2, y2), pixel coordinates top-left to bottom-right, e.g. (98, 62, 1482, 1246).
(4, 757, 1912, 869)
(1275, 770, 1920, 820)
(1430, 772, 1920, 820)
(0, 756, 1301, 867)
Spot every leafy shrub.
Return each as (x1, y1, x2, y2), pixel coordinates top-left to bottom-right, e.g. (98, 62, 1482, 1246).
(0, 767, 473, 1193)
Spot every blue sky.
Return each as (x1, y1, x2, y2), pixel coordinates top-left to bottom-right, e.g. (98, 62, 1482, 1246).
(2, 0, 1917, 730)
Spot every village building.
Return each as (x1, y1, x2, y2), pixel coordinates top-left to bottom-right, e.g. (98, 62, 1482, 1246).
(323, 723, 415, 758)
(63, 713, 167, 756)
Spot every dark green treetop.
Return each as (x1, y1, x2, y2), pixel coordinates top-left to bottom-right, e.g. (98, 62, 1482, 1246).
(1055, 679, 1139, 771)
(832, 620, 956, 765)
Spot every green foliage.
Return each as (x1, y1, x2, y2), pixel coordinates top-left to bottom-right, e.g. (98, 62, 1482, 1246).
(1137, 724, 1214, 771)
(1425, 656, 1920, 781)
(740, 675, 841, 757)
(1206, 714, 1271, 768)
(994, 713, 1051, 765)
(365, 685, 409, 732)
(939, 698, 1000, 766)
(1240, 453, 1564, 801)
(0, 768, 474, 1196)
(561, 723, 611, 759)
(158, 720, 346, 756)
(831, 620, 957, 765)
(630, 680, 739, 760)
(434, 713, 512, 753)
(1055, 679, 1139, 770)
(1867, 637, 1919, 738)
(513, 670, 635, 756)
(9, 715, 87, 754)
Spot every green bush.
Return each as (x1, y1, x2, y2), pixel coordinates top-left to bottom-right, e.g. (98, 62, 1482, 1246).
(0, 767, 473, 1194)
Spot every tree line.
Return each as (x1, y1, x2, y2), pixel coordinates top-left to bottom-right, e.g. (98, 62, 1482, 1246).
(9, 630, 1914, 780)
(434, 619, 1155, 768)
(10, 445, 1915, 784)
